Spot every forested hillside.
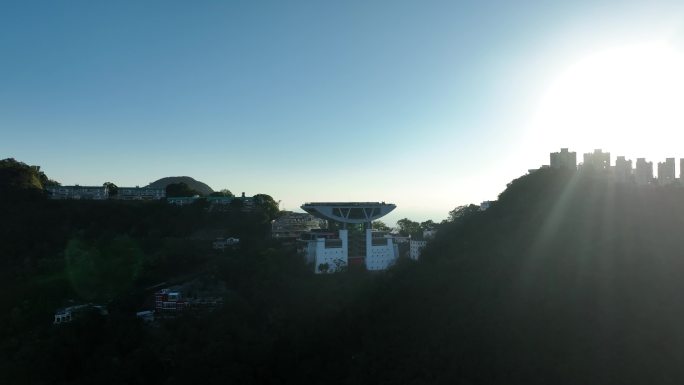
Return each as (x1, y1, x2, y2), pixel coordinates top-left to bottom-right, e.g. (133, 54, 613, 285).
(3, 163, 684, 384)
(351, 168, 684, 384)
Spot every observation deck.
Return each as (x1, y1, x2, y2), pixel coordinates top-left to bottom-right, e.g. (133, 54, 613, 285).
(301, 202, 396, 224)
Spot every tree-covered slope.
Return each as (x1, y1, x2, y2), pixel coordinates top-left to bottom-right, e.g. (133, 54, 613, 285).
(0, 158, 57, 196)
(6, 166, 684, 384)
(353, 168, 684, 384)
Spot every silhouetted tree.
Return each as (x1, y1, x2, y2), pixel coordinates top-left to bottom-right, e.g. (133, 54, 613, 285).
(253, 193, 279, 220)
(372, 220, 391, 231)
(447, 203, 479, 222)
(419, 219, 437, 230)
(397, 218, 421, 237)
(102, 182, 118, 197)
(209, 189, 234, 197)
(166, 182, 201, 197)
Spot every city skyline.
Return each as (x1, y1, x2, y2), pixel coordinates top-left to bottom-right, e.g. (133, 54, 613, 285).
(549, 147, 684, 179)
(4, 1, 684, 224)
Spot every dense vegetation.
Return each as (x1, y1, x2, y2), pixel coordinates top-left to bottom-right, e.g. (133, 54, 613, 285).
(4, 159, 684, 384)
(147, 176, 215, 196)
(0, 158, 58, 196)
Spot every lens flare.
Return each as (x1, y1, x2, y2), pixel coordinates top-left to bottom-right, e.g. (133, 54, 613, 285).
(528, 42, 684, 162)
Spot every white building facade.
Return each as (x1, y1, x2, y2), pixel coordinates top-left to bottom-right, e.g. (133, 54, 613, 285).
(118, 187, 166, 200)
(46, 185, 109, 200)
(309, 229, 349, 273)
(298, 202, 399, 273)
(409, 240, 427, 260)
(366, 229, 399, 271)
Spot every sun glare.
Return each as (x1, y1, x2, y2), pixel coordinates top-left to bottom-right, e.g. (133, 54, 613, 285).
(529, 42, 684, 162)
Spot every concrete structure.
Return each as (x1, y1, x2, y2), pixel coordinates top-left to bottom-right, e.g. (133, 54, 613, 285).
(155, 289, 188, 313)
(54, 304, 108, 324)
(422, 229, 438, 239)
(582, 149, 611, 171)
(302, 202, 397, 224)
(136, 310, 155, 323)
(409, 240, 427, 260)
(635, 158, 654, 186)
(53, 309, 73, 324)
(614, 156, 633, 183)
(46, 185, 109, 200)
(299, 202, 398, 273)
(680, 159, 684, 180)
(303, 229, 349, 273)
(658, 158, 676, 185)
(271, 212, 326, 240)
(205, 196, 233, 205)
(166, 196, 199, 206)
(550, 148, 577, 170)
(206, 193, 255, 208)
(168, 193, 255, 210)
(366, 230, 400, 271)
(408, 229, 437, 261)
(118, 187, 166, 200)
(212, 237, 240, 250)
(154, 285, 224, 316)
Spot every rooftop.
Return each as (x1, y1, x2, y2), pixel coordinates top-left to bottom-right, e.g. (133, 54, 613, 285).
(303, 202, 392, 206)
(301, 202, 396, 224)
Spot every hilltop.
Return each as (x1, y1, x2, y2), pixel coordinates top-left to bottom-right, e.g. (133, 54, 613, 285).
(147, 176, 214, 195)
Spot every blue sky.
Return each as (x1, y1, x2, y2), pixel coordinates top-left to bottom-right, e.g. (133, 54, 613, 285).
(3, 0, 684, 224)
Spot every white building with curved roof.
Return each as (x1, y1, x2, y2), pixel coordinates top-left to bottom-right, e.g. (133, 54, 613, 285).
(299, 202, 398, 273)
(301, 202, 396, 224)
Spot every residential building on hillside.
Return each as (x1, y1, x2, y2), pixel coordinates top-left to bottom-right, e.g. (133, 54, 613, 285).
(271, 212, 326, 240)
(614, 156, 633, 183)
(205, 196, 233, 205)
(545, 148, 684, 187)
(658, 158, 676, 185)
(168, 192, 255, 210)
(582, 149, 611, 171)
(154, 286, 223, 317)
(422, 229, 438, 239)
(550, 148, 577, 170)
(635, 158, 654, 185)
(46, 185, 109, 200)
(155, 288, 188, 313)
(117, 186, 166, 200)
(212, 237, 240, 250)
(208, 192, 254, 207)
(54, 303, 108, 324)
(167, 196, 199, 206)
(409, 228, 438, 260)
(409, 240, 427, 260)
